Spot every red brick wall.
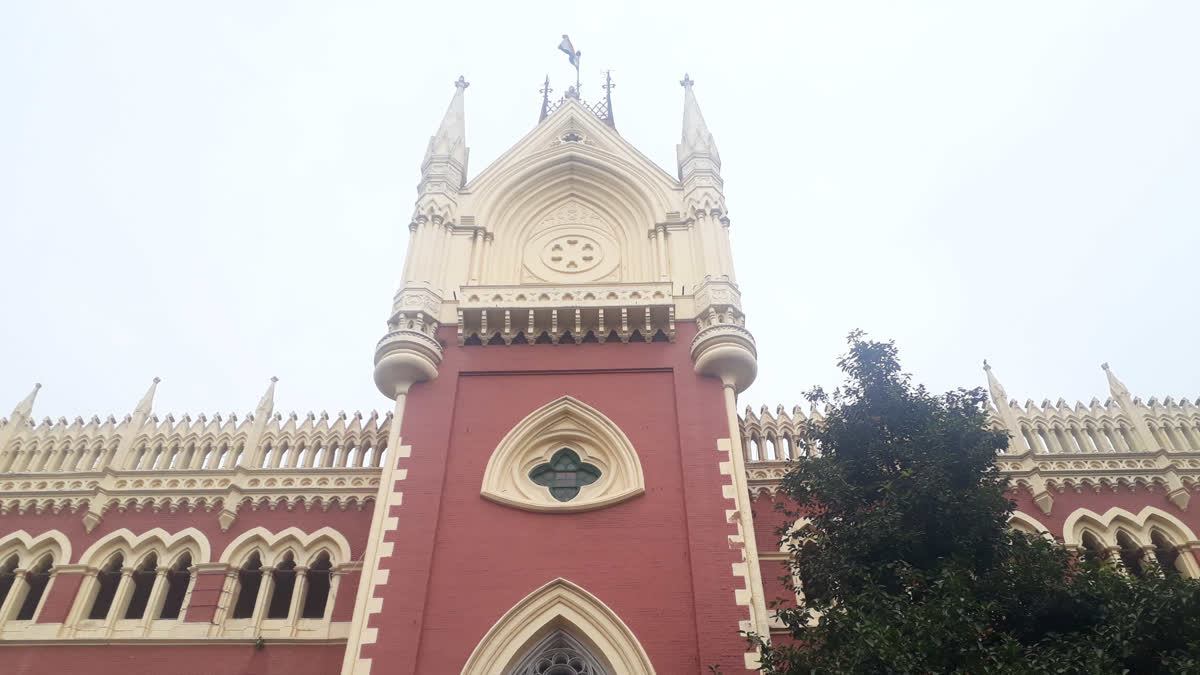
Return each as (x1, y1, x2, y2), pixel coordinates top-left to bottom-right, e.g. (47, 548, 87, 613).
(361, 321, 751, 673)
(0, 643, 344, 675)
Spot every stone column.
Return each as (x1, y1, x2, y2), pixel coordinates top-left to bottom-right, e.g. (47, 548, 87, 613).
(287, 566, 309, 636)
(0, 569, 29, 625)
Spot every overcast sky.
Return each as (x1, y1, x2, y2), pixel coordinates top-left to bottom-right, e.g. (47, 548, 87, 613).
(2, 2, 1197, 421)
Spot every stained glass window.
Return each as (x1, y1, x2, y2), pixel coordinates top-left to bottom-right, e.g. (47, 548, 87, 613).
(508, 629, 609, 675)
(529, 448, 601, 502)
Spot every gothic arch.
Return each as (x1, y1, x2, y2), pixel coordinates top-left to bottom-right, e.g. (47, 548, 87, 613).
(0, 530, 71, 567)
(1008, 512, 1051, 537)
(1062, 506, 1200, 577)
(78, 527, 210, 566)
(460, 578, 655, 675)
(480, 396, 645, 513)
(218, 526, 351, 567)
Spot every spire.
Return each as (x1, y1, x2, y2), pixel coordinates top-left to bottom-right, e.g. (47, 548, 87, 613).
(539, 75, 553, 123)
(255, 376, 278, 420)
(1101, 362, 1132, 400)
(423, 76, 469, 184)
(10, 383, 41, 420)
(133, 377, 161, 418)
(677, 74, 720, 172)
(982, 360, 1009, 407)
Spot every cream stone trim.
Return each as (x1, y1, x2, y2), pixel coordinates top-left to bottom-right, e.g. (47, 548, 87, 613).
(460, 577, 655, 675)
(78, 527, 211, 566)
(0, 529, 71, 567)
(341, 393, 411, 675)
(218, 526, 351, 567)
(1062, 506, 1198, 547)
(1008, 511, 1051, 536)
(480, 396, 644, 513)
(1062, 506, 1200, 577)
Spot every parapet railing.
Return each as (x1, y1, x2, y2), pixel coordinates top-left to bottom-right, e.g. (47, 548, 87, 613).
(0, 410, 391, 475)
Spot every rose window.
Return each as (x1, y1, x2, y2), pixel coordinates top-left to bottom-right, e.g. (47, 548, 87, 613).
(528, 448, 601, 502)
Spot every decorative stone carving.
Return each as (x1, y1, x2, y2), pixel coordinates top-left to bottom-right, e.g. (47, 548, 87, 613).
(522, 201, 621, 284)
(480, 396, 645, 513)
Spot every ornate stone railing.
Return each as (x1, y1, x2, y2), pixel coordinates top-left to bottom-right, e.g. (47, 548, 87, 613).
(740, 364, 1200, 514)
(456, 282, 676, 345)
(0, 380, 387, 532)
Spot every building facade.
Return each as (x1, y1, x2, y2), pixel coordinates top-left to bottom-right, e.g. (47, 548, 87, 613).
(1, 76, 1198, 674)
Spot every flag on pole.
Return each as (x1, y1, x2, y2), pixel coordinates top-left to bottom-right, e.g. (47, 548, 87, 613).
(558, 35, 580, 69)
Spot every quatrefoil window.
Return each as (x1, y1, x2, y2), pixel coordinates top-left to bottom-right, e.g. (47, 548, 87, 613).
(529, 449, 601, 502)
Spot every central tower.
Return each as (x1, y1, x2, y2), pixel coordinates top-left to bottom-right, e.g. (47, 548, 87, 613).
(348, 74, 766, 674)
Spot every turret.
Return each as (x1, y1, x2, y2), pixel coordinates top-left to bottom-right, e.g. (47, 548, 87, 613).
(676, 75, 735, 285)
(404, 77, 470, 288)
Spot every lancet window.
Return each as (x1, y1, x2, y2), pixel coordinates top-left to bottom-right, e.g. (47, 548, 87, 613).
(507, 630, 610, 675)
(217, 530, 348, 636)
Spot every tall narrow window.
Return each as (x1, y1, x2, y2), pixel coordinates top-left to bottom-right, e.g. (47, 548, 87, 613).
(1116, 531, 1145, 577)
(88, 554, 124, 620)
(231, 553, 262, 619)
(1151, 530, 1182, 577)
(267, 553, 297, 619)
(16, 555, 52, 621)
(124, 554, 158, 619)
(158, 553, 192, 620)
(301, 553, 332, 619)
(0, 555, 17, 610)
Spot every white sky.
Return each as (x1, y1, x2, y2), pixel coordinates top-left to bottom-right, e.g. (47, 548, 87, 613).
(2, 1, 1197, 421)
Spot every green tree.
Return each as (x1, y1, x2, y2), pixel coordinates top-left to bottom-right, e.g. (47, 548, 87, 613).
(756, 332, 1200, 674)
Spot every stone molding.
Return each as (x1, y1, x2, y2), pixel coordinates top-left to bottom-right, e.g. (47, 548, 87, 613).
(457, 283, 676, 346)
(459, 577, 656, 675)
(480, 396, 645, 513)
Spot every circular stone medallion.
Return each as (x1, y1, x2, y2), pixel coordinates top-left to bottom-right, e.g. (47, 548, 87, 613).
(540, 234, 603, 274)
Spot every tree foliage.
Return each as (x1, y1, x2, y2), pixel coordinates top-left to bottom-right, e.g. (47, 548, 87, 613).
(756, 332, 1200, 674)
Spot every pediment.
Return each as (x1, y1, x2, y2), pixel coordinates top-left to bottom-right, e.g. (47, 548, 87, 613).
(464, 99, 680, 215)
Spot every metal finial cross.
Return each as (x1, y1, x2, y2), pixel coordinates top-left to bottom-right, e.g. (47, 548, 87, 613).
(603, 70, 616, 92)
(455, 75, 470, 89)
(680, 73, 694, 88)
(540, 75, 553, 97)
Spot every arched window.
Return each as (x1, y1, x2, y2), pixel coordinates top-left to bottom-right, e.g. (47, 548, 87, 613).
(1116, 531, 1145, 577)
(158, 553, 192, 620)
(0, 555, 18, 610)
(267, 553, 297, 619)
(16, 555, 52, 620)
(88, 553, 124, 620)
(124, 554, 158, 619)
(1151, 530, 1182, 577)
(301, 552, 332, 619)
(508, 629, 610, 675)
(1080, 531, 1107, 564)
(231, 553, 263, 619)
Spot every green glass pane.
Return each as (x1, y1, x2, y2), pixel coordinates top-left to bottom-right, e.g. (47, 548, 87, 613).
(528, 448, 602, 502)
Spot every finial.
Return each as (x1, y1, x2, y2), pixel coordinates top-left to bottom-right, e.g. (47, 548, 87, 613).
(133, 377, 161, 417)
(1101, 362, 1131, 399)
(982, 359, 990, 371)
(455, 75, 470, 90)
(540, 75, 552, 95)
(256, 376, 279, 420)
(680, 73, 694, 88)
(11, 383, 42, 418)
